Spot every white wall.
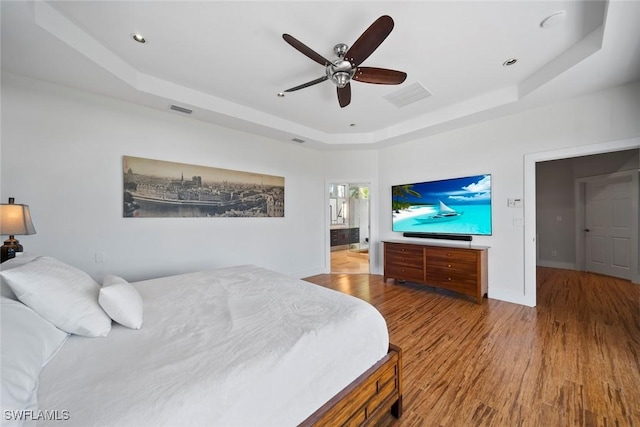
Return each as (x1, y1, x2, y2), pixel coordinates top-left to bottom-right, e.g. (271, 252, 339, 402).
(1, 74, 327, 281)
(378, 81, 640, 305)
(3, 72, 639, 306)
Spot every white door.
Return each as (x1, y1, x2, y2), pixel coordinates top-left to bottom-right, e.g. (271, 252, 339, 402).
(584, 176, 633, 280)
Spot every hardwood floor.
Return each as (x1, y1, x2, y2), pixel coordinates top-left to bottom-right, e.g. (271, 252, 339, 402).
(330, 249, 370, 274)
(303, 267, 640, 426)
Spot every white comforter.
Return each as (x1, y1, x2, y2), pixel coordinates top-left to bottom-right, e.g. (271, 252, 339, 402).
(36, 265, 389, 427)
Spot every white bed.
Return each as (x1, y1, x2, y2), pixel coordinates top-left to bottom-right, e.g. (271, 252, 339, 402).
(2, 260, 398, 427)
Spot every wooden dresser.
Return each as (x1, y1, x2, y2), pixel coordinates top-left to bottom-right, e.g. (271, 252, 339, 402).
(383, 240, 488, 303)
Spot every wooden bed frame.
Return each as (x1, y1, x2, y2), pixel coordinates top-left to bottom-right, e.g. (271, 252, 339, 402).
(300, 344, 403, 426)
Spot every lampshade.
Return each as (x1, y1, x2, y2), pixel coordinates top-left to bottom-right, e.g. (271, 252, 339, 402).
(0, 203, 36, 236)
(0, 198, 36, 263)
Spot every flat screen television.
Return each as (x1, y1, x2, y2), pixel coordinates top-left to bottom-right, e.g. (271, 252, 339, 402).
(392, 174, 492, 237)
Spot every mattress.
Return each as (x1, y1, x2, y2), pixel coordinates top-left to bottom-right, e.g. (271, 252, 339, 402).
(36, 265, 389, 426)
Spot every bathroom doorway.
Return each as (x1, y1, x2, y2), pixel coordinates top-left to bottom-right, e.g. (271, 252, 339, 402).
(329, 182, 370, 273)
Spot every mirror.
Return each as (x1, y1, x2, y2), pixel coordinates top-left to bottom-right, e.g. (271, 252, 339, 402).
(329, 184, 348, 225)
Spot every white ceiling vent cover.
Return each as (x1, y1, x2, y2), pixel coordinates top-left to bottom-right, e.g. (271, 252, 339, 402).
(383, 82, 432, 108)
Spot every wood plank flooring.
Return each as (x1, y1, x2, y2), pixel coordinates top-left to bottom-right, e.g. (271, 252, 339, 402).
(303, 267, 640, 426)
(330, 249, 370, 274)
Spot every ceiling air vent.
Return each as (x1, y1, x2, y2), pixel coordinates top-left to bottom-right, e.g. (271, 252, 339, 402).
(383, 82, 431, 108)
(170, 104, 193, 114)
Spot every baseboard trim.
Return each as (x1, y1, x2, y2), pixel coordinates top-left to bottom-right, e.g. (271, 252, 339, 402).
(536, 260, 576, 270)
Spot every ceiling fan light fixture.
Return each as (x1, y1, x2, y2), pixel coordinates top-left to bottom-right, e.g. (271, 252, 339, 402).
(281, 15, 405, 108)
(333, 72, 350, 88)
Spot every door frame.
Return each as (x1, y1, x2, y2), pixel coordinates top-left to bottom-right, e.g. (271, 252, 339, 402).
(524, 137, 640, 307)
(325, 179, 373, 274)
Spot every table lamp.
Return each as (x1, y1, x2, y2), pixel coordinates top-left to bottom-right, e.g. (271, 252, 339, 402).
(1, 197, 36, 263)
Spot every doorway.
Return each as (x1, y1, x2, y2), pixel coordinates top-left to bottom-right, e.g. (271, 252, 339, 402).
(329, 182, 370, 274)
(524, 139, 640, 307)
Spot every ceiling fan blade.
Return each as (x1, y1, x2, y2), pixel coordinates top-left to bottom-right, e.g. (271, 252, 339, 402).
(282, 34, 332, 66)
(345, 15, 394, 67)
(353, 67, 407, 85)
(284, 76, 328, 92)
(337, 83, 351, 108)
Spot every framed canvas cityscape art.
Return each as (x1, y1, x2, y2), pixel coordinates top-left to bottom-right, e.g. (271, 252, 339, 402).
(123, 156, 285, 218)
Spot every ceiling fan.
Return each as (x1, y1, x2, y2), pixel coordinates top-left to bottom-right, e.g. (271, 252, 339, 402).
(282, 15, 407, 108)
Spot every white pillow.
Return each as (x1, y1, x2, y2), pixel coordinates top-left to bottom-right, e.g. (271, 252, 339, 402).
(1, 252, 39, 300)
(0, 257, 112, 337)
(99, 275, 143, 329)
(1, 297, 69, 419)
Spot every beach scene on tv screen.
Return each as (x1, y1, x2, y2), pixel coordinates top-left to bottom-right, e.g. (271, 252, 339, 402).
(392, 174, 492, 235)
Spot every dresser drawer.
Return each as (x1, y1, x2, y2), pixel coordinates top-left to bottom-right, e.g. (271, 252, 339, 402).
(385, 265, 425, 282)
(425, 247, 477, 263)
(385, 250, 423, 267)
(426, 268, 478, 286)
(385, 243, 424, 257)
(426, 277, 477, 296)
(426, 258, 479, 296)
(427, 258, 477, 276)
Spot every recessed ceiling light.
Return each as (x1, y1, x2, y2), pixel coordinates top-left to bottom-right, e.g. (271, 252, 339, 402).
(277, 92, 285, 97)
(503, 58, 518, 67)
(350, 123, 356, 127)
(131, 33, 146, 44)
(540, 11, 566, 29)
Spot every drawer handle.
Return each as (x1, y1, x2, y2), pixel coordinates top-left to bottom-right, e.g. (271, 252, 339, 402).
(448, 277, 452, 281)
(448, 264, 452, 268)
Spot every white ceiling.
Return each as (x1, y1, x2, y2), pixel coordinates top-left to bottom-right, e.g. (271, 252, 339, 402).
(2, 1, 639, 149)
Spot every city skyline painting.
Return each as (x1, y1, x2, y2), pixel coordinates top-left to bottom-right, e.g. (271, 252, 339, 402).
(123, 156, 285, 218)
